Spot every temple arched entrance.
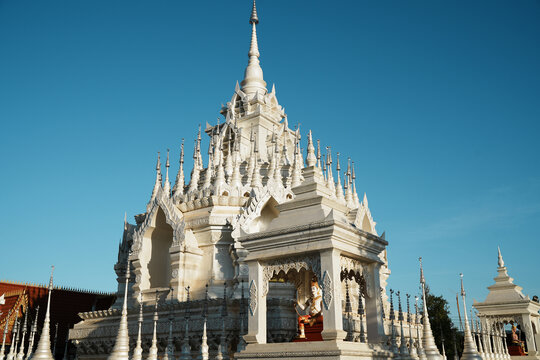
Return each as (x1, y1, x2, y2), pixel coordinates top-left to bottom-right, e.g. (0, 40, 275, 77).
(147, 207, 173, 288)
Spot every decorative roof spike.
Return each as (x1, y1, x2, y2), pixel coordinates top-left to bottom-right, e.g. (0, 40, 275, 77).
(132, 293, 143, 360)
(250, 0, 259, 24)
(459, 274, 482, 360)
(225, 128, 233, 180)
(419, 259, 443, 360)
(188, 140, 201, 194)
(326, 147, 335, 194)
(147, 291, 159, 360)
(200, 285, 210, 360)
(345, 158, 354, 208)
(7, 313, 19, 360)
(335, 153, 345, 202)
(172, 139, 185, 196)
(214, 143, 226, 193)
(241, 0, 266, 96)
(397, 291, 411, 357)
(351, 161, 360, 207)
(316, 139, 322, 169)
(497, 246, 505, 268)
(0, 309, 11, 360)
(163, 149, 171, 196)
(407, 294, 419, 360)
(147, 152, 162, 212)
(32, 266, 55, 360)
(290, 136, 302, 188)
(107, 262, 131, 360)
(26, 305, 39, 359)
(322, 154, 327, 182)
(306, 130, 316, 167)
(388, 289, 399, 355)
(250, 136, 262, 189)
(15, 307, 28, 360)
(163, 289, 175, 360)
(415, 296, 427, 360)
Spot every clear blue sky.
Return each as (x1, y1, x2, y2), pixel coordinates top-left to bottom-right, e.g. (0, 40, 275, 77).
(1, 0, 539, 323)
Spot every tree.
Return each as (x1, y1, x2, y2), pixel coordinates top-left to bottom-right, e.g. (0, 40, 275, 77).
(425, 285, 464, 360)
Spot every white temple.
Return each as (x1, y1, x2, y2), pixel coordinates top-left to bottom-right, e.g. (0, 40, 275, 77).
(66, 1, 439, 360)
(474, 248, 540, 360)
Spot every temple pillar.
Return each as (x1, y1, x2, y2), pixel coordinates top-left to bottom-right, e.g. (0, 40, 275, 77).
(320, 248, 346, 341)
(521, 314, 538, 354)
(245, 260, 266, 344)
(365, 262, 384, 343)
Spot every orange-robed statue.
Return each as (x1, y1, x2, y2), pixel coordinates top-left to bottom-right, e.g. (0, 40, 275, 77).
(295, 277, 323, 339)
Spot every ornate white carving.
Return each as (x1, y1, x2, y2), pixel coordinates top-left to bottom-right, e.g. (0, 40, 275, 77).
(171, 269, 179, 279)
(353, 199, 377, 235)
(262, 254, 321, 296)
(322, 270, 332, 310)
(131, 189, 187, 256)
(249, 280, 257, 316)
(340, 255, 371, 298)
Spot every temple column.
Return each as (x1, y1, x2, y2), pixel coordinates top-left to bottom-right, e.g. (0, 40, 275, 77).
(320, 249, 346, 341)
(244, 260, 266, 344)
(521, 314, 538, 354)
(365, 262, 385, 343)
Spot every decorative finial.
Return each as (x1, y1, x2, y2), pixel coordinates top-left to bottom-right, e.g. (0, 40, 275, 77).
(419, 257, 425, 285)
(497, 246, 505, 268)
(249, 0, 259, 24)
(460, 273, 465, 297)
(241, 0, 266, 95)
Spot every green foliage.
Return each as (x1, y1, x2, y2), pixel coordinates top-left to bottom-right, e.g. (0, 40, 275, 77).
(425, 285, 464, 360)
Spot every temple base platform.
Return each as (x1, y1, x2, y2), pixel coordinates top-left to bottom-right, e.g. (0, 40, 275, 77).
(235, 340, 392, 360)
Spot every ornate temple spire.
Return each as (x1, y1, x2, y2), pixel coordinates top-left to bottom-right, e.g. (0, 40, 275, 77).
(419, 258, 442, 360)
(415, 296, 427, 360)
(172, 139, 185, 196)
(107, 262, 131, 360)
(326, 147, 335, 194)
(335, 153, 345, 202)
(230, 129, 242, 191)
(497, 246, 504, 268)
(398, 291, 411, 359)
(388, 289, 399, 356)
(163, 149, 171, 196)
(306, 130, 316, 167)
(147, 152, 161, 212)
(240, 0, 267, 95)
(407, 294, 419, 360)
(290, 135, 302, 188)
(273, 134, 283, 187)
(459, 274, 482, 360)
(352, 161, 360, 207)
(163, 289, 175, 360)
(16, 308, 28, 360)
(0, 310, 11, 360)
(225, 128, 233, 180)
(200, 285, 209, 360)
(6, 312, 19, 360)
(345, 158, 354, 208)
(250, 136, 262, 189)
(188, 140, 201, 193)
(147, 292, 159, 360)
(214, 143, 227, 193)
(32, 267, 55, 360)
(316, 139, 322, 170)
(132, 293, 143, 360)
(25, 306, 39, 360)
(266, 129, 277, 184)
